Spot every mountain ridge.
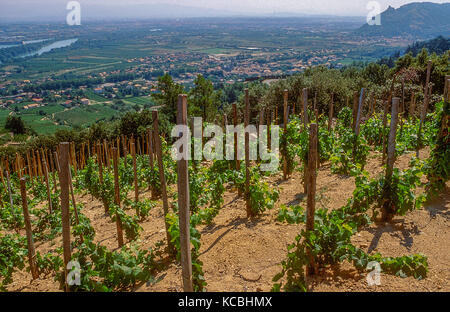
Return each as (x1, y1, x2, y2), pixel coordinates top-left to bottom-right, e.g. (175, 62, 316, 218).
(357, 2, 450, 39)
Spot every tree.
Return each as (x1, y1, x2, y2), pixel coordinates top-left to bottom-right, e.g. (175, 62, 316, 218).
(119, 110, 152, 137)
(152, 73, 184, 124)
(221, 82, 244, 105)
(5, 115, 26, 134)
(362, 63, 389, 86)
(188, 74, 220, 121)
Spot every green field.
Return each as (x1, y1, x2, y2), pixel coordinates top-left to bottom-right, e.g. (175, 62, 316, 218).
(53, 104, 118, 127)
(84, 91, 109, 103)
(0, 110, 11, 128)
(27, 103, 66, 115)
(122, 96, 155, 106)
(0, 93, 155, 137)
(20, 114, 65, 135)
(0, 103, 67, 135)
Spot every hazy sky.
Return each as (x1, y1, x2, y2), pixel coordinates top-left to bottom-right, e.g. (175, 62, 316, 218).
(116, 0, 449, 15)
(1, 0, 449, 21)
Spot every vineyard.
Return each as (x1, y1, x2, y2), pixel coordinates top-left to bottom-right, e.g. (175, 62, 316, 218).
(0, 69, 449, 292)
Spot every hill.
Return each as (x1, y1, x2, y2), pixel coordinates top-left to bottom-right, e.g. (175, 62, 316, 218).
(377, 35, 450, 68)
(357, 2, 450, 38)
(405, 36, 450, 56)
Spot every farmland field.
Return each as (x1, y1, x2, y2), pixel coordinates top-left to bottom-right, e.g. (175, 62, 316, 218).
(53, 105, 118, 127)
(122, 96, 155, 106)
(0, 96, 156, 134)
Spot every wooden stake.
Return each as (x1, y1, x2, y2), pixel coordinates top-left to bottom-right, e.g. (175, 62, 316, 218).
(128, 138, 132, 157)
(440, 76, 449, 101)
(266, 108, 271, 149)
(315, 109, 320, 169)
(176, 94, 194, 292)
(71, 143, 78, 178)
(52, 165, 58, 193)
(409, 92, 416, 119)
(417, 60, 433, 157)
(368, 95, 374, 117)
(244, 89, 253, 218)
(401, 79, 405, 115)
(47, 149, 53, 173)
(80, 144, 85, 169)
(313, 92, 317, 113)
(386, 98, 400, 178)
(36, 151, 43, 179)
(54, 152, 61, 173)
(146, 130, 150, 155)
(58, 143, 71, 292)
(13, 154, 17, 176)
(382, 98, 400, 221)
(306, 123, 318, 277)
(292, 95, 296, 115)
(103, 140, 110, 169)
(153, 110, 173, 252)
(355, 88, 365, 136)
(137, 137, 141, 155)
(16, 153, 22, 179)
(224, 114, 229, 164)
(258, 110, 264, 133)
(112, 147, 124, 248)
(233, 103, 240, 172)
(97, 143, 108, 214)
(68, 165, 80, 227)
(0, 164, 5, 188)
(283, 89, 288, 180)
(49, 151, 54, 174)
(328, 93, 334, 132)
(352, 91, 358, 131)
(26, 151, 33, 180)
(381, 99, 389, 164)
(122, 135, 128, 168)
(20, 178, 38, 280)
(42, 161, 53, 214)
(302, 88, 308, 127)
(244, 89, 252, 217)
(6, 169, 14, 208)
(32, 152, 37, 180)
(443, 75, 450, 101)
(132, 141, 138, 202)
(446, 78, 450, 102)
(147, 128, 155, 195)
(275, 103, 278, 125)
(40, 148, 45, 174)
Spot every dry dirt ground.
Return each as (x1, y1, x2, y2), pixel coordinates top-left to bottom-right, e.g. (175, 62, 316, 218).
(6, 147, 450, 292)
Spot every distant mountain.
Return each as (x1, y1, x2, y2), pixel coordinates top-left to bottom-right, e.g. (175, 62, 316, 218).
(357, 2, 450, 38)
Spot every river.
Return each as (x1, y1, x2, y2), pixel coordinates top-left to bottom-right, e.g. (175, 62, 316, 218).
(19, 38, 78, 58)
(0, 38, 50, 50)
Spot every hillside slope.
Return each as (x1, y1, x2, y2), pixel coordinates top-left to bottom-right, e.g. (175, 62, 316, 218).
(357, 2, 450, 38)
